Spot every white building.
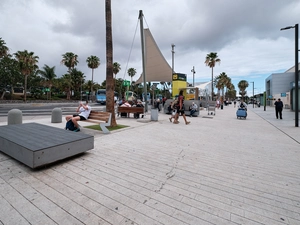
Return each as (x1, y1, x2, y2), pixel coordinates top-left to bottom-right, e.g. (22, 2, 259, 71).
(265, 63, 300, 109)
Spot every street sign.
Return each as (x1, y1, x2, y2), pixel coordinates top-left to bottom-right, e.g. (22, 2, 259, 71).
(122, 80, 130, 87)
(281, 93, 286, 97)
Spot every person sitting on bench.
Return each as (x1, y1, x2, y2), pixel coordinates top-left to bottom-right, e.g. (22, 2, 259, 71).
(65, 100, 91, 132)
(189, 102, 198, 117)
(134, 100, 144, 118)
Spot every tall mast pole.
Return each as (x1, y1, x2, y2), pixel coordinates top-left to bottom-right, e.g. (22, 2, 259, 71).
(139, 10, 148, 112)
(171, 44, 175, 98)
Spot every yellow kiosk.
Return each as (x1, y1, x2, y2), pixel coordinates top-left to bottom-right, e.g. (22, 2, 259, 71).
(172, 73, 187, 98)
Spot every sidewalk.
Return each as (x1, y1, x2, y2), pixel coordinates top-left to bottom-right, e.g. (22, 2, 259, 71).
(0, 105, 299, 225)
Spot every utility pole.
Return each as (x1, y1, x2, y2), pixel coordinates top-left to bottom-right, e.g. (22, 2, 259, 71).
(139, 10, 148, 113)
(251, 81, 254, 108)
(280, 23, 298, 127)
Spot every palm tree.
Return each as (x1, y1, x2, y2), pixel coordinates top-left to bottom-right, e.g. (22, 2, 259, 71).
(127, 68, 136, 90)
(37, 64, 57, 100)
(71, 68, 85, 98)
(205, 52, 221, 100)
(61, 52, 78, 100)
(86, 55, 100, 97)
(59, 74, 72, 98)
(113, 62, 121, 79)
(226, 83, 236, 100)
(0, 38, 9, 58)
(214, 76, 222, 101)
(215, 72, 231, 104)
(105, 0, 117, 126)
(238, 80, 249, 101)
(14, 50, 39, 102)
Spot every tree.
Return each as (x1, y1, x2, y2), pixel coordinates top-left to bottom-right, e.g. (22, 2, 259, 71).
(58, 74, 72, 98)
(205, 52, 221, 100)
(214, 76, 222, 101)
(215, 72, 231, 104)
(113, 62, 121, 79)
(127, 67, 136, 90)
(0, 55, 21, 99)
(14, 50, 39, 102)
(61, 52, 78, 100)
(0, 38, 9, 58)
(238, 80, 249, 101)
(69, 68, 85, 99)
(86, 55, 100, 96)
(105, 0, 117, 126)
(37, 64, 57, 100)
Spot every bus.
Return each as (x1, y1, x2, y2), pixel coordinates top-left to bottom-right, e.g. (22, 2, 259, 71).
(96, 89, 118, 105)
(125, 91, 137, 103)
(142, 92, 151, 104)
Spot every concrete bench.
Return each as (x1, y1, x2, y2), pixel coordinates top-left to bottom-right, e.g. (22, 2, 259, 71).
(0, 123, 94, 169)
(81, 111, 112, 134)
(163, 99, 200, 117)
(117, 107, 144, 118)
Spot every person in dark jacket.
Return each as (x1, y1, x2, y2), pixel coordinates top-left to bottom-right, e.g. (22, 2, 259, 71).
(274, 98, 283, 119)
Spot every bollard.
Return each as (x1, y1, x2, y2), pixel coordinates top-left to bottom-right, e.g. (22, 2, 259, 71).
(8, 109, 22, 125)
(51, 108, 62, 123)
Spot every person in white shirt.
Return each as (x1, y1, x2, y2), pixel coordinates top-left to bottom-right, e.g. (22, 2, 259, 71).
(65, 100, 91, 132)
(189, 102, 198, 117)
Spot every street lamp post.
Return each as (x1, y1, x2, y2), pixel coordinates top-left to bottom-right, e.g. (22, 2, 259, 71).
(251, 82, 254, 108)
(280, 24, 299, 127)
(171, 44, 175, 98)
(171, 44, 175, 76)
(191, 66, 196, 87)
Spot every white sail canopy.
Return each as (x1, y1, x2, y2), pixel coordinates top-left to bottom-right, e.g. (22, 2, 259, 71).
(135, 28, 173, 84)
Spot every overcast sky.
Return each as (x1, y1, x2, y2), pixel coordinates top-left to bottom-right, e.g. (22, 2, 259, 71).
(1, 0, 299, 94)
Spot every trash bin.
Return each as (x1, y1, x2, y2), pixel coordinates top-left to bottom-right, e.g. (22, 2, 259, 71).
(151, 108, 158, 121)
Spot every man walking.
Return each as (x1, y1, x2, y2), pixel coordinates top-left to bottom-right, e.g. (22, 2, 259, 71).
(274, 98, 283, 119)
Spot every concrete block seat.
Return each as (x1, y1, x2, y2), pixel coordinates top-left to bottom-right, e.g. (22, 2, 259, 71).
(163, 99, 200, 116)
(0, 123, 94, 168)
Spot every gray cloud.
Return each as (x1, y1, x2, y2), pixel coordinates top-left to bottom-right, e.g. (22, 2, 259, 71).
(0, 0, 299, 92)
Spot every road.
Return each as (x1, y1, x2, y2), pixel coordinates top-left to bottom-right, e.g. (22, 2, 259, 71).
(0, 102, 105, 117)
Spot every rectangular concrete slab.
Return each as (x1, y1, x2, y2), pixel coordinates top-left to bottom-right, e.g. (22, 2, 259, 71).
(0, 122, 94, 168)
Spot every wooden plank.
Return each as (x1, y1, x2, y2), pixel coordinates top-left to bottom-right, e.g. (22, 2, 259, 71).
(117, 107, 144, 113)
(0, 123, 94, 168)
(87, 111, 110, 122)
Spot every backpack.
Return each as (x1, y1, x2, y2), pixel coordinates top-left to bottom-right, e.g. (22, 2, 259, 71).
(66, 119, 76, 131)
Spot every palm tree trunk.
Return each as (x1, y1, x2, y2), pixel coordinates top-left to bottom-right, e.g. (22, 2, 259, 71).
(68, 68, 71, 100)
(211, 67, 214, 100)
(91, 68, 94, 102)
(105, 0, 116, 126)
